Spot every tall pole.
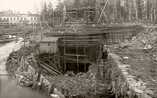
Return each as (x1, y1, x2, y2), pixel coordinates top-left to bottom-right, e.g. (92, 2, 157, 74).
(16, 32, 18, 43)
(63, 5, 66, 26)
(40, 19, 43, 40)
(114, 0, 117, 22)
(23, 31, 26, 69)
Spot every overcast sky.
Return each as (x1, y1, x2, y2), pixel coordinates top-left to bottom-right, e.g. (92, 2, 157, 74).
(0, 0, 60, 13)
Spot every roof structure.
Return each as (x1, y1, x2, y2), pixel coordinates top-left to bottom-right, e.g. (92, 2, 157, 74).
(45, 24, 144, 36)
(40, 37, 59, 43)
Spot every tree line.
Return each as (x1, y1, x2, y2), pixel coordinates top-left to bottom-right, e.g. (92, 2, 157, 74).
(41, 0, 157, 25)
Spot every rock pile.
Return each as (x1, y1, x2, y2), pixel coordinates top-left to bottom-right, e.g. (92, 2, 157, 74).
(112, 26, 157, 98)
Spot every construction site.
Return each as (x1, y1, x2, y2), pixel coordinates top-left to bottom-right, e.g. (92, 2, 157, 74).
(2, 0, 157, 98)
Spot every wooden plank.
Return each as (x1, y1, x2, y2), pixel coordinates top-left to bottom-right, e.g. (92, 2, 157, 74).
(40, 64, 58, 76)
(62, 35, 102, 38)
(61, 41, 99, 44)
(39, 60, 62, 75)
(62, 39, 100, 42)
(58, 43, 99, 46)
(64, 53, 87, 57)
(63, 57, 92, 64)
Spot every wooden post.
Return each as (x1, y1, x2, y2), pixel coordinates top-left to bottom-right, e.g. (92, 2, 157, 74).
(23, 32, 26, 69)
(84, 46, 86, 72)
(52, 10, 54, 27)
(57, 44, 61, 71)
(63, 39, 66, 73)
(40, 20, 43, 40)
(15, 33, 17, 43)
(76, 46, 79, 73)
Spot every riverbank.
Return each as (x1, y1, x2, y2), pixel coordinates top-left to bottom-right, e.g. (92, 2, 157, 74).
(0, 40, 22, 75)
(0, 40, 50, 98)
(0, 76, 50, 98)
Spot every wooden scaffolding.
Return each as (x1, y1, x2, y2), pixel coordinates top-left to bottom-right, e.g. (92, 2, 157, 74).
(58, 34, 103, 73)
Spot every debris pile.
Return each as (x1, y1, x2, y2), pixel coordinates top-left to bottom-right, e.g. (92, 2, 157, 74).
(119, 27, 156, 50)
(6, 46, 109, 97)
(37, 53, 108, 96)
(46, 65, 108, 96)
(118, 27, 157, 61)
(6, 46, 34, 76)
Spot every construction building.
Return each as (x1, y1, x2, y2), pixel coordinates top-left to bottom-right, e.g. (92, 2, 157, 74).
(39, 24, 143, 74)
(0, 13, 40, 25)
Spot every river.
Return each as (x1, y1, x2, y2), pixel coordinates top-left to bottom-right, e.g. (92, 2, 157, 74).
(0, 41, 50, 98)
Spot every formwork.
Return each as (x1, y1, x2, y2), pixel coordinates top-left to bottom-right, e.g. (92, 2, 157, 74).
(38, 23, 144, 74)
(44, 24, 144, 73)
(58, 34, 103, 73)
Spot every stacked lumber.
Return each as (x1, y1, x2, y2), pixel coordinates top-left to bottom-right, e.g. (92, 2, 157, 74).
(37, 53, 62, 75)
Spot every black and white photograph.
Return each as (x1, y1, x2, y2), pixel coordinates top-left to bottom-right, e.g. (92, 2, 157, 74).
(0, 0, 157, 98)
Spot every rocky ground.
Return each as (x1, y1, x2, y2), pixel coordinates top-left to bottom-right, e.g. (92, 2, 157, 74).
(111, 26, 157, 98)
